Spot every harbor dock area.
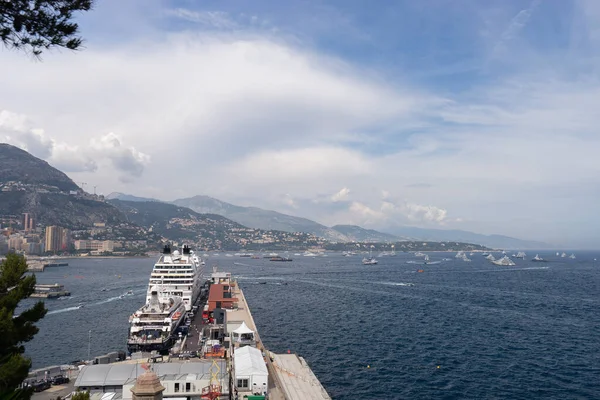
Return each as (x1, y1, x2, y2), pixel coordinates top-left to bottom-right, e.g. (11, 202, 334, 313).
(31, 267, 330, 400)
(26, 257, 69, 272)
(220, 272, 331, 399)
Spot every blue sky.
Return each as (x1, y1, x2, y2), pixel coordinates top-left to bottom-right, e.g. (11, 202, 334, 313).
(1, 0, 600, 247)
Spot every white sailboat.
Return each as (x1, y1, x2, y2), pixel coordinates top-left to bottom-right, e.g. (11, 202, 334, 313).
(492, 256, 516, 266)
(362, 245, 378, 265)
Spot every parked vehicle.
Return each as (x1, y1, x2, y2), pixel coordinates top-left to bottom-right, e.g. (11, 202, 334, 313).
(32, 381, 51, 392)
(51, 375, 70, 385)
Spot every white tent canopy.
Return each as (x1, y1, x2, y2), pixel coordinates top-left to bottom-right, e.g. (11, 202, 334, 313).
(233, 322, 254, 335)
(234, 346, 268, 395)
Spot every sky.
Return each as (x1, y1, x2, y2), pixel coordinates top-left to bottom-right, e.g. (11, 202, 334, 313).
(1, 0, 600, 248)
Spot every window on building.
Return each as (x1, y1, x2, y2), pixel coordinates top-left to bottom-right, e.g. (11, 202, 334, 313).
(174, 383, 179, 392)
(185, 382, 191, 392)
(237, 379, 249, 388)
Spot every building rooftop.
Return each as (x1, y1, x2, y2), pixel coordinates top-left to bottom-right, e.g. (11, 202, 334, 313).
(75, 361, 226, 388)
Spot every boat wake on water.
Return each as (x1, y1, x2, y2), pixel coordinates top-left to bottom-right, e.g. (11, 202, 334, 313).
(95, 295, 128, 305)
(375, 281, 416, 287)
(470, 266, 551, 273)
(47, 306, 81, 315)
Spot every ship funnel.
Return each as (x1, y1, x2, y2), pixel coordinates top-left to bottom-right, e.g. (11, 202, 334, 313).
(163, 244, 171, 254)
(183, 245, 190, 255)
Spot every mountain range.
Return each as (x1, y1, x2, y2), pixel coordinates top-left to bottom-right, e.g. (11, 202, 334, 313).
(0, 142, 549, 249)
(0, 144, 79, 192)
(0, 144, 126, 229)
(107, 192, 550, 249)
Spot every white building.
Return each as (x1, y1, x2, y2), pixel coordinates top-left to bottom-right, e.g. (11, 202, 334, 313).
(74, 240, 114, 252)
(233, 346, 268, 396)
(74, 361, 229, 399)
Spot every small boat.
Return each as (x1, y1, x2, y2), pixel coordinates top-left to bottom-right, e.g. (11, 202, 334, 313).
(363, 246, 378, 265)
(270, 256, 293, 262)
(77, 303, 85, 309)
(362, 258, 378, 265)
(127, 290, 133, 295)
(417, 269, 424, 273)
(569, 253, 576, 259)
(561, 252, 567, 258)
(515, 252, 526, 259)
(422, 255, 441, 265)
(101, 288, 107, 292)
(531, 254, 547, 262)
(259, 282, 267, 285)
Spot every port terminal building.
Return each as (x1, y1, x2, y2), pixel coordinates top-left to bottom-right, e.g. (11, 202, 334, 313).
(73, 360, 228, 399)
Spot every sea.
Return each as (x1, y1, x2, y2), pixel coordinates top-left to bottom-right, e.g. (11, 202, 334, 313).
(20, 251, 600, 399)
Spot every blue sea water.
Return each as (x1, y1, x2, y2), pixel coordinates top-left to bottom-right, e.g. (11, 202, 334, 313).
(22, 252, 600, 399)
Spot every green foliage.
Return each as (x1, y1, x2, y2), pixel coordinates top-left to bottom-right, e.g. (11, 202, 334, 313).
(71, 391, 90, 400)
(0, 254, 47, 399)
(0, 0, 93, 56)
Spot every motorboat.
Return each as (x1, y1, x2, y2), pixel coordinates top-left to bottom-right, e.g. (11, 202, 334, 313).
(531, 254, 547, 262)
(492, 256, 516, 266)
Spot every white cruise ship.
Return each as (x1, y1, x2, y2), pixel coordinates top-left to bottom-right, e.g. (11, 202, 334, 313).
(147, 244, 203, 311)
(127, 287, 187, 353)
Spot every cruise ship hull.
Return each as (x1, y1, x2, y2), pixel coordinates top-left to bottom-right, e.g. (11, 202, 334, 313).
(127, 337, 176, 354)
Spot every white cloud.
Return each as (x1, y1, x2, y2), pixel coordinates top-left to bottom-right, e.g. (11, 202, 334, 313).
(90, 133, 150, 181)
(0, 110, 54, 159)
(167, 9, 237, 29)
(330, 187, 350, 202)
(1, 110, 148, 179)
(322, 197, 452, 229)
(50, 143, 98, 173)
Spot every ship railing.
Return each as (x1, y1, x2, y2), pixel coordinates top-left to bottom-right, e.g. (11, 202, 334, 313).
(128, 338, 163, 344)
